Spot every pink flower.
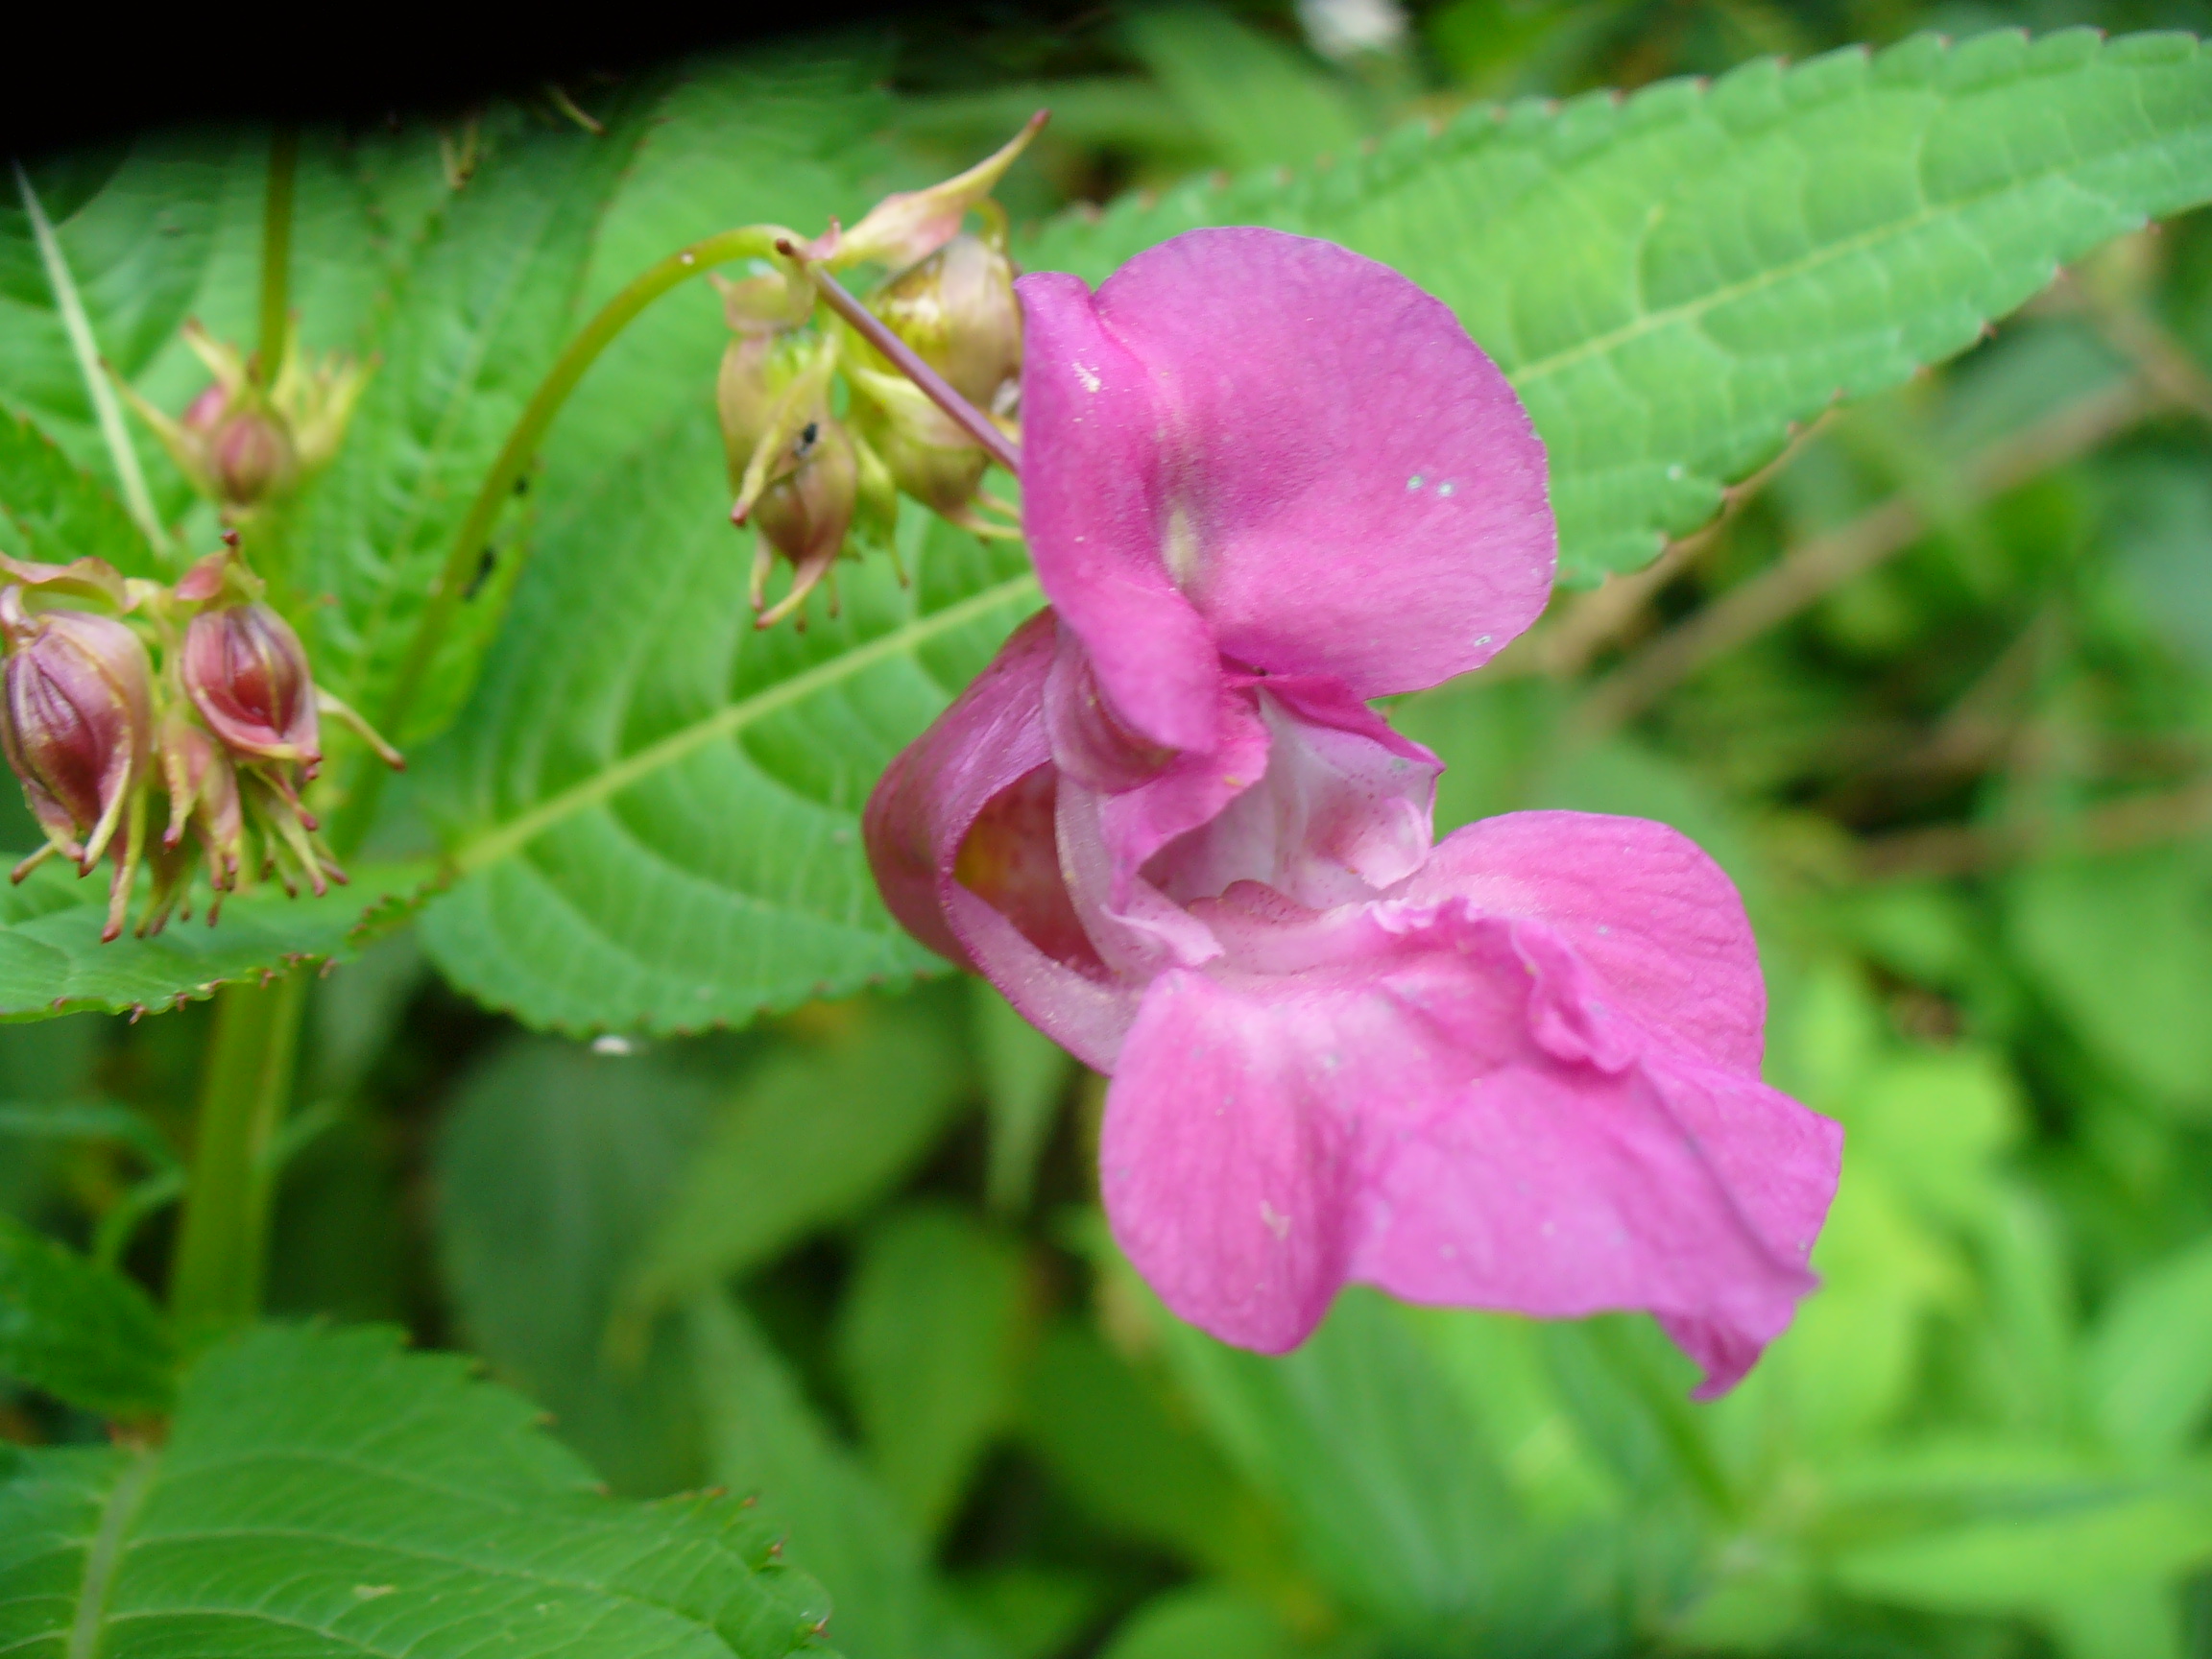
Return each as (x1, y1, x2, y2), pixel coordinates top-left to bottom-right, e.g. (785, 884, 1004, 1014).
(865, 229, 1839, 1394)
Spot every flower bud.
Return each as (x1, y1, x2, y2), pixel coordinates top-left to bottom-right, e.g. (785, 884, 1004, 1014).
(868, 232, 1022, 409)
(0, 595, 153, 874)
(206, 407, 299, 508)
(715, 331, 813, 489)
(181, 602, 322, 774)
(750, 415, 859, 630)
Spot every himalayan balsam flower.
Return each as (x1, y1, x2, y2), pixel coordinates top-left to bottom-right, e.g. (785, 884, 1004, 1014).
(866, 228, 1841, 1395)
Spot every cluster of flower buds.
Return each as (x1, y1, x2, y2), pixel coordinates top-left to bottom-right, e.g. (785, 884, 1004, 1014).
(0, 538, 400, 941)
(716, 116, 1040, 629)
(117, 321, 369, 519)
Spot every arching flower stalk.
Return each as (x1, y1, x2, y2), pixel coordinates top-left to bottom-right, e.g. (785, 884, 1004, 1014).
(864, 228, 1842, 1394)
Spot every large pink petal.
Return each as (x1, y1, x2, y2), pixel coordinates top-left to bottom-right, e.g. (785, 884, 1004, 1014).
(1020, 228, 1554, 715)
(863, 611, 1137, 1069)
(1098, 901, 1839, 1390)
(1399, 811, 1767, 1075)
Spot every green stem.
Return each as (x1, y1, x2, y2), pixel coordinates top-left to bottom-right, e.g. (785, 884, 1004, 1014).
(167, 969, 309, 1333)
(326, 222, 787, 855)
(257, 128, 300, 383)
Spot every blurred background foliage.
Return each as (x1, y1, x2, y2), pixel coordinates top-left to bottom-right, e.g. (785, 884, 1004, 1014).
(8, 0, 2212, 1655)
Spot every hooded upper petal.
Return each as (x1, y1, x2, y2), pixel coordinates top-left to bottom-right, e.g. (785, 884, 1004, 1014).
(1018, 227, 1554, 746)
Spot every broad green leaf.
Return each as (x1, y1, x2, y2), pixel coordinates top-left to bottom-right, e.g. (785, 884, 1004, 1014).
(1157, 1286, 1622, 1656)
(1830, 1485, 2212, 1614)
(2010, 846, 2212, 1114)
(0, 1322, 836, 1659)
(971, 979, 1072, 1216)
(435, 1035, 721, 1496)
(686, 1291, 1000, 1659)
(617, 989, 973, 1323)
(0, 1214, 172, 1417)
(0, 408, 156, 575)
(2084, 1233, 2212, 1463)
(412, 53, 1031, 1034)
(1014, 1319, 1292, 1589)
(1095, 1586, 1299, 1659)
(0, 855, 430, 1022)
(296, 89, 668, 748)
(1023, 28, 2212, 582)
(836, 1202, 1029, 1539)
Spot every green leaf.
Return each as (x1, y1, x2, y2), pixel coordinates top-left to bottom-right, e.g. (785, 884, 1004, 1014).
(835, 1202, 1028, 1539)
(435, 1035, 721, 1496)
(1829, 1484, 2212, 1614)
(2084, 1233, 2212, 1463)
(1095, 1586, 1299, 1659)
(617, 989, 973, 1324)
(1022, 27, 2212, 582)
(0, 408, 156, 575)
(686, 1291, 1000, 1659)
(2010, 846, 2212, 1114)
(0, 1322, 836, 1659)
(1014, 1319, 1291, 1588)
(297, 93, 667, 746)
(0, 1213, 173, 1417)
(409, 57, 1032, 1036)
(972, 979, 1072, 1216)
(1154, 1286, 1631, 1656)
(0, 856, 430, 1022)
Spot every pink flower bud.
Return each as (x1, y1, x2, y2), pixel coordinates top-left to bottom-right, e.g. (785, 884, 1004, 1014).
(206, 409, 298, 508)
(181, 602, 321, 773)
(0, 597, 153, 872)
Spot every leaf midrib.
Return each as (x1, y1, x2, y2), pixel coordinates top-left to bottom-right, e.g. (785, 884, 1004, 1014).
(66, 1448, 156, 1659)
(450, 572, 1043, 874)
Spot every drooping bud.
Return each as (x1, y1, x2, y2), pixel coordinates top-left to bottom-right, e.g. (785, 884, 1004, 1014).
(181, 601, 322, 774)
(143, 710, 244, 933)
(206, 406, 299, 507)
(0, 592, 153, 878)
(749, 414, 860, 631)
(716, 329, 813, 488)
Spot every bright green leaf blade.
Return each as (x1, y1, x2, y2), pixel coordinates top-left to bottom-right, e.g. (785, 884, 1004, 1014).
(1014, 1319, 1290, 1588)
(0, 1214, 173, 1417)
(687, 1290, 1001, 1659)
(619, 990, 974, 1323)
(1095, 1586, 1298, 1659)
(1830, 1485, 2212, 1613)
(0, 857, 430, 1022)
(836, 1201, 1027, 1539)
(2084, 1233, 2212, 1462)
(416, 451, 1035, 1035)
(296, 88, 667, 747)
(435, 1035, 722, 1496)
(1023, 27, 2212, 581)
(0, 1322, 836, 1659)
(0, 408, 156, 575)
(2008, 846, 2212, 1114)
(411, 53, 1028, 1035)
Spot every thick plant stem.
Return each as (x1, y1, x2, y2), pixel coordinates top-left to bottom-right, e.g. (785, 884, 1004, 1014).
(326, 222, 789, 854)
(258, 128, 299, 382)
(168, 968, 309, 1333)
